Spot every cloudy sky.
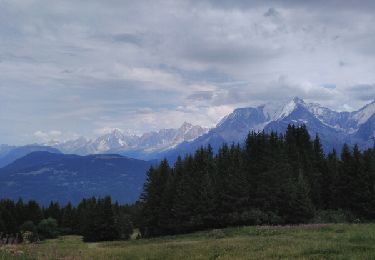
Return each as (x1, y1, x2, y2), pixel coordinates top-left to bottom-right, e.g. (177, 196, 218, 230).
(1, 0, 375, 144)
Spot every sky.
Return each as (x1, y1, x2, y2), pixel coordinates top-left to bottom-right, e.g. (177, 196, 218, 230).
(1, 0, 375, 145)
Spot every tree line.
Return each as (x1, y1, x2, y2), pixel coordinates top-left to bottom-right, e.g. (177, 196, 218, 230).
(140, 125, 375, 237)
(1, 125, 374, 241)
(0, 196, 137, 242)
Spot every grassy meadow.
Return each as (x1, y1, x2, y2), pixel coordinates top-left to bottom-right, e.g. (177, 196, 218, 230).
(1, 224, 375, 259)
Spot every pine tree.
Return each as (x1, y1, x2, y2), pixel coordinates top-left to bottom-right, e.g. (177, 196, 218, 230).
(172, 155, 195, 233)
(350, 145, 372, 218)
(44, 202, 62, 224)
(363, 148, 375, 218)
(14, 198, 26, 227)
(338, 144, 354, 211)
(325, 150, 339, 209)
(0, 208, 17, 234)
(158, 166, 176, 233)
(61, 202, 75, 233)
(95, 197, 120, 241)
(26, 200, 43, 225)
(311, 134, 326, 209)
(287, 171, 314, 223)
(193, 146, 217, 229)
(80, 197, 99, 241)
(140, 160, 170, 237)
(131, 125, 375, 235)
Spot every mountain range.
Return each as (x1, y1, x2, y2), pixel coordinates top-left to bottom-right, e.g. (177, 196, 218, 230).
(1, 97, 374, 166)
(0, 97, 374, 204)
(52, 122, 208, 157)
(52, 97, 375, 161)
(160, 97, 375, 162)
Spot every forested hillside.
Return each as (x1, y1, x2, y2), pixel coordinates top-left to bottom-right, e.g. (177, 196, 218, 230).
(140, 125, 375, 237)
(1, 125, 374, 243)
(0, 196, 137, 242)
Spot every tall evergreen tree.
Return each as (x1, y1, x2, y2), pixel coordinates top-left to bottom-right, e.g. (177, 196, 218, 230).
(140, 160, 170, 237)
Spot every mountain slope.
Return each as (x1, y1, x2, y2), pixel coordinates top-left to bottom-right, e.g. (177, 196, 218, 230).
(351, 113, 375, 148)
(350, 100, 375, 127)
(0, 145, 61, 168)
(0, 152, 152, 205)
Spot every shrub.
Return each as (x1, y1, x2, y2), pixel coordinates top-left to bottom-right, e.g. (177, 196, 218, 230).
(266, 212, 284, 225)
(241, 209, 267, 225)
(37, 218, 59, 240)
(20, 221, 37, 233)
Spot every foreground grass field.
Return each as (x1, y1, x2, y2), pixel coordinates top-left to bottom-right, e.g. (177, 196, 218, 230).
(1, 224, 375, 259)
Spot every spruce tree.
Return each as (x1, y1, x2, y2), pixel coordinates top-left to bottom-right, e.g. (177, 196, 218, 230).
(140, 160, 170, 237)
(287, 171, 314, 223)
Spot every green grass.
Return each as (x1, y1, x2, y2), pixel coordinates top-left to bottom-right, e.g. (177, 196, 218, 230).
(2, 224, 375, 259)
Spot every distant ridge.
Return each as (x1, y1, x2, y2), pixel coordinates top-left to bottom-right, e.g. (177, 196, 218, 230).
(0, 145, 61, 168)
(0, 151, 152, 205)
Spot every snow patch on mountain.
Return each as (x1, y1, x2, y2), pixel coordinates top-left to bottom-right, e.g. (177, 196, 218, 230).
(351, 100, 375, 126)
(272, 97, 301, 120)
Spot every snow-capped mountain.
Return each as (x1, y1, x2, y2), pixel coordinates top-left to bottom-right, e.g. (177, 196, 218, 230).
(263, 97, 348, 151)
(1, 97, 374, 165)
(54, 122, 208, 156)
(160, 97, 375, 162)
(91, 129, 139, 153)
(136, 122, 208, 152)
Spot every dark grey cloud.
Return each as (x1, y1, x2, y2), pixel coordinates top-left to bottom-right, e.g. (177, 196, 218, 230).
(264, 7, 280, 17)
(346, 84, 375, 102)
(112, 33, 143, 46)
(184, 43, 281, 65)
(322, 84, 336, 90)
(187, 91, 214, 101)
(203, 0, 375, 12)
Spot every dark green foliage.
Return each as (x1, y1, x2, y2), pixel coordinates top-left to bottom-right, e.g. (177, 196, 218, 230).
(0, 216, 5, 233)
(44, 202, 62, 224)
(312, 209, 354, 223)
(140, 125, 375, 237)
(37, 218, 59, 239)
(0, 196, 134, 242)
(0, 208, 17, 234)
(19, 220, 39, 243)
(80, 196, 121, 242)
(287, 172, 314, 223)
(116, 213, 133, 240)
(1, 124, 374, 241)
(20, 221, 37, 233)
(60, 202, 76, 234)
(140, 161, 170, 237)
(25, 200, 43, 225)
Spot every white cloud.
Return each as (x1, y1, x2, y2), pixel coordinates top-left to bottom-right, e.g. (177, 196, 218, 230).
(34, 130, 62, 142)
